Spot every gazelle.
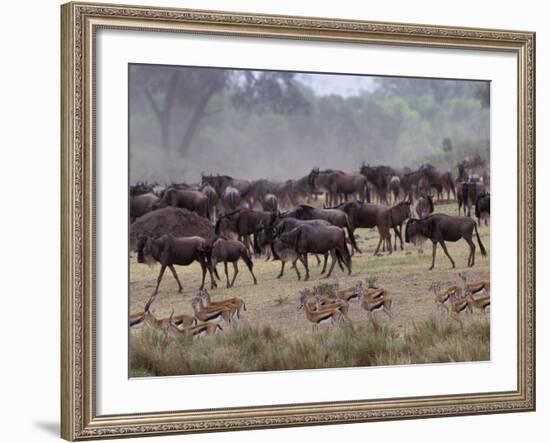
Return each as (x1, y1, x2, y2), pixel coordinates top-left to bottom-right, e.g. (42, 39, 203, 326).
(197, 288, 246, 319)
(298, 294, 344, 331)
(166, 312, 223, 338)
(334, 280, 362, 303)
(448, 291, 473, 324)
(129, 295, 156, 329)
(458, 272, 490, 298)
(356, 285, 393, 326)
(430, 282, 462, 314)
(313, 287, 351, 321)
(190, 296, 235, 325)
(466, 293, 491, 313)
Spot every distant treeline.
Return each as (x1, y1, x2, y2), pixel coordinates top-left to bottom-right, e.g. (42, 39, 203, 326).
(130, 66, 489, 184)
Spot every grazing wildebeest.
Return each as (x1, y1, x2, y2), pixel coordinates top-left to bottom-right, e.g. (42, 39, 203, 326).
(208, 237, 257, 288)
(475, 192, 490, 226)
(261, 193, 279, 213)
(283, 204, 361, 254)
(136, 234, 215, 295)
(388, 200, 411, 251)
(130, 192, 159, 222)
(405, 214, 487, 270)
(216, 209, 276, 253)
(253, 222, 303, 280)
(415, 194, 434, 219)
(334, 201, 392, 255)
(278, 224, 352, 280)
(222, 186, 241, 212)
(154, 188, 209, 219)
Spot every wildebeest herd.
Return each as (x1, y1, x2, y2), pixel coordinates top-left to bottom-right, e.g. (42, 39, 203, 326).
(130, 154, 490, 338)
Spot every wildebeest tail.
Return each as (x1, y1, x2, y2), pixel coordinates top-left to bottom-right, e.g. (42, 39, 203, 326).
(474, 223, 487, 257)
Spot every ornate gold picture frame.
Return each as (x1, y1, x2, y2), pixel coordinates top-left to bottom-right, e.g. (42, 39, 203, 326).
(61, 2, 535, 440)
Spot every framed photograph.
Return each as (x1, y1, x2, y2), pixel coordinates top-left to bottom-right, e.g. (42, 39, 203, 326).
(61, 1, 536, 440)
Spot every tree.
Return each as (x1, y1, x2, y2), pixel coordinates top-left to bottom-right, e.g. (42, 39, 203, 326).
(130, 66, 309, 156)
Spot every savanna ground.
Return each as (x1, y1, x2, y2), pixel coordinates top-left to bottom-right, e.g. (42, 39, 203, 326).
(129, 202, 490, 377)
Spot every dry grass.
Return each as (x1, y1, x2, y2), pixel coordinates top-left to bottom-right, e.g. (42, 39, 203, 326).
(129, 202, 490, 375)
(130, 315, 490, 377)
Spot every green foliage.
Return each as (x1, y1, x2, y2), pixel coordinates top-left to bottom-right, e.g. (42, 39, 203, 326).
(129, 68, 490, 183)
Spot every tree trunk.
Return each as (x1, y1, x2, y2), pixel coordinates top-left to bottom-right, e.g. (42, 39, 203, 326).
(177, 84, 219, 156)
(144, 70, 180, 152)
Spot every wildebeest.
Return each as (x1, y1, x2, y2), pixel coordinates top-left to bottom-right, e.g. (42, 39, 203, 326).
(405, 214, 487, 269)
(201, 174, 253, 204)
(208, 237, 257, 288)
(462, 181, 486, 217)
(279, 224, 352, 280)
(334, 201, 392, 255)
(359, 164, 398, 204)
(261, 193, 279, 213)
(222, 186, 242, 212)
(136, 234, 215, 295)
(130, 192, 159, 222)
(475, 192, 490, 226)
(154, 187, 209, 219)
(200, 184, 218, 222)
(388, 200, 411, 251)
(268, 217, 335, 271)
(388, 176, 401, 203)
(283, 204, 361, 253)
(216, 209, 276, 253)
(308, 168, 367, 206)
(253, 221, 304, 280)
(415, 194, 434, 219)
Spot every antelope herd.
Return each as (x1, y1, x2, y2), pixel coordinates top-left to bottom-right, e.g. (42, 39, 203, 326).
(130, 154, 490, 339)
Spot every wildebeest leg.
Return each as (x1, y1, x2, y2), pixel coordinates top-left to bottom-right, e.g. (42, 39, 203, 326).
(223, 262, 230, 288)
(429, 242, 437, 270)
(320, 254, 328, 274)
(291, 260, 301, 280)
(314, 254, 321, 266)
(374, 235, 384, 255)
(300, 253, 310, 281)
(153, 264, 167, 295)
(167, 264, 184, 293)
(241, 251, 257, 285)
(464, 235, 476, 267)
(325, 249, 338, 278)
(277, 261, 286, 279)
(439, 240, 455, 268)
(230, 261, 239, 288)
